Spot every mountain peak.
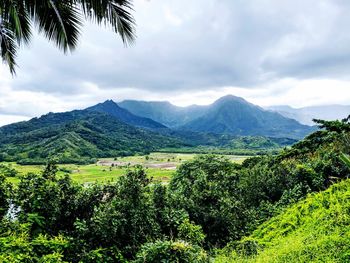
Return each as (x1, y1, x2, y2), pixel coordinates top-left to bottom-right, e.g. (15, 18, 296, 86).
(87, 100, 166, 129)
(100, 99, 118, 106)
(214, 95, 248, 105)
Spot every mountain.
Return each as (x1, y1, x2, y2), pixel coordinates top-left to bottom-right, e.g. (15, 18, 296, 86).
(119, 100, 207, 127)
(268, 104, 350, 125)
(0, 110, 181, 164)
(180, 95, 315, 139)
(87, 100, 167, 129)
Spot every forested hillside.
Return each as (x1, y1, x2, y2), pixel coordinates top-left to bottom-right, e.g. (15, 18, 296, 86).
(119, 96, 315, 139)
(215, 178, 350, 262)
(87, 100, 167, 129)
(181, 95, 315, 139)
(0, 110, 182, 164)
(0, 99, 301, 164)
(0, 117, 348, 262)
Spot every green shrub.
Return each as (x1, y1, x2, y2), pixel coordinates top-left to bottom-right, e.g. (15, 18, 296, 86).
(134, 240, 208, 263)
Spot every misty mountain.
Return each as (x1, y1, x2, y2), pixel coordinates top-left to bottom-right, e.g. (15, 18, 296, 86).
(180, 95, 315, 139)
(268, 105, 350, 125)
(87, 100, 167, 129)
(119, 100, 207, 127)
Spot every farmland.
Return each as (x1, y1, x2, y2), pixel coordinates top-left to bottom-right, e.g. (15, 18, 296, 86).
(3, 152, 249, 184)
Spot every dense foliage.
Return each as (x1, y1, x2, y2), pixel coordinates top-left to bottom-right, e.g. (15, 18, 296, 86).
(215, 178, 350, 262)
(0, 117, 348, 262)
(0, 110, 182, 164)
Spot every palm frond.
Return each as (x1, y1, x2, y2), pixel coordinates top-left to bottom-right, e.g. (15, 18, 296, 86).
(8, 1, 32, 45)
(0, 19, 18, 75)
(32, 1, 82, 52)
(80, 0, 136, 45)
(0, 0, 136, 75)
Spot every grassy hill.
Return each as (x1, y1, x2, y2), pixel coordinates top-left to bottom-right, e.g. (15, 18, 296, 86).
(215, 178, 350, 262)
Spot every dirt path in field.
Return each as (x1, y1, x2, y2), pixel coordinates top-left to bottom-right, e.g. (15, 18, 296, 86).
(97, 160, 178, 170)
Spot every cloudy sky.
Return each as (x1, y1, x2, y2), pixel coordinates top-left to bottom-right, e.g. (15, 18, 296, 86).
(1, 0, 350, 126)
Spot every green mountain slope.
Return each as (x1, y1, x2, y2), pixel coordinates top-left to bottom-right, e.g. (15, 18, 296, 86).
(0, 110, 182, 164)
(182, 95, 315, 139)
(216, 178, 350, 263)
(119, 100, 207, 127)
(87, 100, 167, 129)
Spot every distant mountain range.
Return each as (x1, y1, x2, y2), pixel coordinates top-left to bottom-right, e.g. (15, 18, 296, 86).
(120, 95, 315, 139)
(0, 95, 317, 163)
(267, 105, 350, 125)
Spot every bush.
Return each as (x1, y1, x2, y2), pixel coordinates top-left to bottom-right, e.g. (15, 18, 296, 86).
(134, 240, 208, 263)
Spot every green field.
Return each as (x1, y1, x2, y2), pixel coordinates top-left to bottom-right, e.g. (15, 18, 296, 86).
(3, 152, 249, 184)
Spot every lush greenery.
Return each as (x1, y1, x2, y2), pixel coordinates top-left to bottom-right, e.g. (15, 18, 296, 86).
(0, 110, 182, 164)
(1, 153, 213, 185)
(160, 136, 296, 156)
(215, 177, 350, 262)
(0, 99, 298, 164)
(0, 117, 348, 262)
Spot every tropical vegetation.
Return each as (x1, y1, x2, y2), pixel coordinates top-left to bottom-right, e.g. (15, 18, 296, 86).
(0, 117, 349, 262)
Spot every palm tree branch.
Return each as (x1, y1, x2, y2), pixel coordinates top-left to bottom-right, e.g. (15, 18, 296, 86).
(28, 1, 82, 52)
(0, 19, 17, 74)
(80, 0, 135, 45)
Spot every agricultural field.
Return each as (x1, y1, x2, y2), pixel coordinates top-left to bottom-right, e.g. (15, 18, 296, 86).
(2, 152, 249, 185)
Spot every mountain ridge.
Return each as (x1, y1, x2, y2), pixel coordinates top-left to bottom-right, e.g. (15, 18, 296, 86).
(180, 95, 315, 139)
(87, 100, 167, 129)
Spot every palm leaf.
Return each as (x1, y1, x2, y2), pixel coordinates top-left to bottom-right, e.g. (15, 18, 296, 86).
(80, 0, 136, 45)
(0, 19, 18, 75)
(0, 0, 136, 74)
(340, 153, 350, 169)
(29, 1, 82, 52)
(8, 1, 32, 45)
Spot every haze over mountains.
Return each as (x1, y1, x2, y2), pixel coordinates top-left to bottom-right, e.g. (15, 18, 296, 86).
(267, 105, 350, 125)
(0, 95, 320, 163)
(121, 95, 314, 139)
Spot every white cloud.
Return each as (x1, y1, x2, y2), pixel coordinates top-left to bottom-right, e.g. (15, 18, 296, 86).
(1, 0, 350, 125)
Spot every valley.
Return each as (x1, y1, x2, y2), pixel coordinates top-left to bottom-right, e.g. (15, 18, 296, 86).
(2, 152, 250, 184)
(0, 95, 348, 263)
(0, 96, 311, 164)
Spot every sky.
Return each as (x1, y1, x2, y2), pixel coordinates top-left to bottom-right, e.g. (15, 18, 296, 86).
(1, 0, 350, 126)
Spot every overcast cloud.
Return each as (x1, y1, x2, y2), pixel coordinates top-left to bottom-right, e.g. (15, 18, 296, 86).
(1, 0, 350, 126)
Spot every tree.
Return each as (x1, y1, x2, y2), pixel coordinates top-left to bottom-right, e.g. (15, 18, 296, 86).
(0, 174, 10, 219)
(0, 0, 135, 74)
(169, 155, 247, 247)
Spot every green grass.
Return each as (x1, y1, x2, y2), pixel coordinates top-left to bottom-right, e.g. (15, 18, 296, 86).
(4, 153, 249, 185)
(215, 179, 350, 263)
